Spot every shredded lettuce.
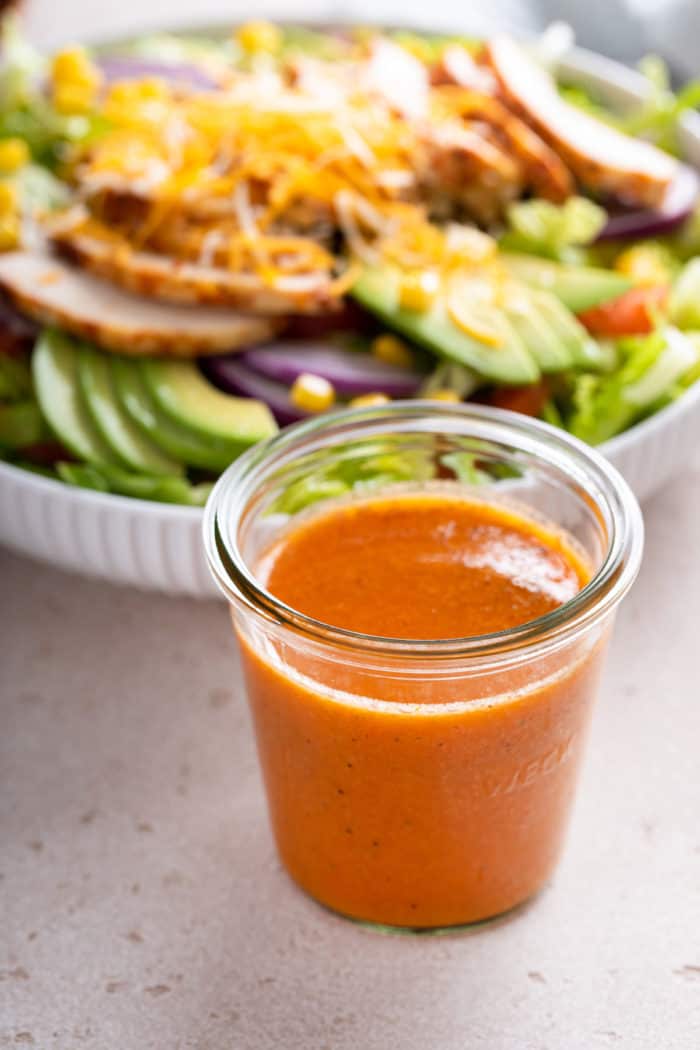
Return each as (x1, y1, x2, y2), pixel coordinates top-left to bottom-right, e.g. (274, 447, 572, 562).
(0, 15, 45, 111)
(439, 452, 491, 485)
(557, 82, 617, 126)
(109, 31, 237, 79)
(620, 56, 700, 156)
(0, 18, 106, 167)
(271, 441, 437, 515)
(541, 399, 564, 429)
(559, 56, 700, 159)
(670, 257, 700, 330)
(271, 474, 350, 515)
(15, 163, 70, 213)
(420, 361, 480, 398)
(280, 26, 352, 61)
(566, 326, 699, 444)
(500, 197, 607, 262)
(667, 204, 700, 262)
(56, 461, 213, 504)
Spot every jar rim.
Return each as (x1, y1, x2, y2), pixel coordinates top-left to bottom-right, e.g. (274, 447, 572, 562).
(203, 402, 644, 660)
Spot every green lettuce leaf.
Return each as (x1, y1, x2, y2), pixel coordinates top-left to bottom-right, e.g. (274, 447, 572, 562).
(620, 56, 700, 156)
(439, 452, 491, 485)
(56, 461, 212, 504)
(500, 197, 607, 262)
(420, 361, 481, 399)
(567, 327, 699, 444)
(560, 56, 700, 159)
(0, 17, 107, 167)
(0, 15, 45, 112)
(270, 440, 437, 515)
(670, 257, 700, 329)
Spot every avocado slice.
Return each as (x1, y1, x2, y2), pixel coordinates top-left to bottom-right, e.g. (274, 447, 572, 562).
(501, 254, 632, 313)
(78, 346, 184, 476)
(32, 329, 122, 466)
(529, 291, 609, 370)
(504, 291, 575, 374)
(112, 357, 257, 472)
(140, 359, 278, 449)
(352, 266, 539, 385)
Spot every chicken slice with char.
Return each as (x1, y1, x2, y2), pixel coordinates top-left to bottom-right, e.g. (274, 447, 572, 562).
(485, 36, 679, 208)
(454, 95, 574, 203)
(416, 120, 524, 225)
(0, 249, 282, 356)
(431, 44, 498, 95)
(49, 223, 338, 315)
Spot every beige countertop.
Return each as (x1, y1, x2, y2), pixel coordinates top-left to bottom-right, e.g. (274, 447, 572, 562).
(2, 469, 699, 1049)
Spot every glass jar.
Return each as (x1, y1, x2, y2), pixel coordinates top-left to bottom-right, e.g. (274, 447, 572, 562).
(204, 403, 643, 929)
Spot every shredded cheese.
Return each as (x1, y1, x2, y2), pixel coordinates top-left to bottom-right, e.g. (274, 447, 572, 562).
(58, 45, 532, 300)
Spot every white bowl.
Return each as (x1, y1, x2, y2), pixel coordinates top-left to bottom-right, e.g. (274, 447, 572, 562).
(2, 39, 700, 597)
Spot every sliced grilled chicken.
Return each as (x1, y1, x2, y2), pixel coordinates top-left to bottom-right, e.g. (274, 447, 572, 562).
(431, 45, 497, 94)
(485, 36, 679, 208)
(0, 250, 282, 356)
(50, 227, 337, 315)
(285, 54, 357, 106)
(455, 96, 574, 203)
(417, 121, 523, 225)
(363, 38, 430, 119)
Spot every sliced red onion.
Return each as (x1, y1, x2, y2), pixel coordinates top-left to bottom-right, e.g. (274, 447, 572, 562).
(285, 301, 376, 339)
(596, 164, 699, 242)
(97, 55, 219, 92)
(201, 358, 307, 426)
(0, 294, 39, 351)
(238, 342, 424, 397)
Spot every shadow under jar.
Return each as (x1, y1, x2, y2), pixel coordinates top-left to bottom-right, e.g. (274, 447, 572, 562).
(204, 403, 643, 930)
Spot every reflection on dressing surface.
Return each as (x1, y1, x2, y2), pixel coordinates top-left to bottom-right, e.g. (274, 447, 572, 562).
(263, 494, 589, 640)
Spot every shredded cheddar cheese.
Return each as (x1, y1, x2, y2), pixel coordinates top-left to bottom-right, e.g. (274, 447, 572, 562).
(62, 65, 461, 289)
(51, 43, 533, 308)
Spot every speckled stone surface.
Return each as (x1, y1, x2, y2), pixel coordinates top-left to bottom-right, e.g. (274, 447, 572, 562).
(2, 469, 700, 1049)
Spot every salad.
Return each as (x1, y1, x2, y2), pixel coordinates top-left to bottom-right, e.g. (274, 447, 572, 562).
(2, 17, 700, 505)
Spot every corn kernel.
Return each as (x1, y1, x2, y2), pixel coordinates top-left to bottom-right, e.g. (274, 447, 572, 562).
(399, 270, 440, 313)
(348, 393, 391, 409)
(51, 47, 101, 114)
(0, 181, 18, 214)
(52, 47, 96, 81)
(0, 139, 29, 174)
(290, 373, 336, 413)
(615, 244, 673, 287)
(427, 389, 461, 403)
(371, 334, 414, 369)
(108, 77, 169, 107)
(54, 84, 91, 114)
(133, 77, 169, 101)
(236, 21, 282, 55)
(0, 213, 20, 251)
(396, 36, 434, 64)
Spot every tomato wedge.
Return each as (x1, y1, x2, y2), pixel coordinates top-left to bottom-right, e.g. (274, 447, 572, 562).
(577, 286, 669, 337)
(483, 380, 550, 417)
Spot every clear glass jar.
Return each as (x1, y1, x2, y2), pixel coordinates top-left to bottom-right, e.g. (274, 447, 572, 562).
(204, 403, 643, 929)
